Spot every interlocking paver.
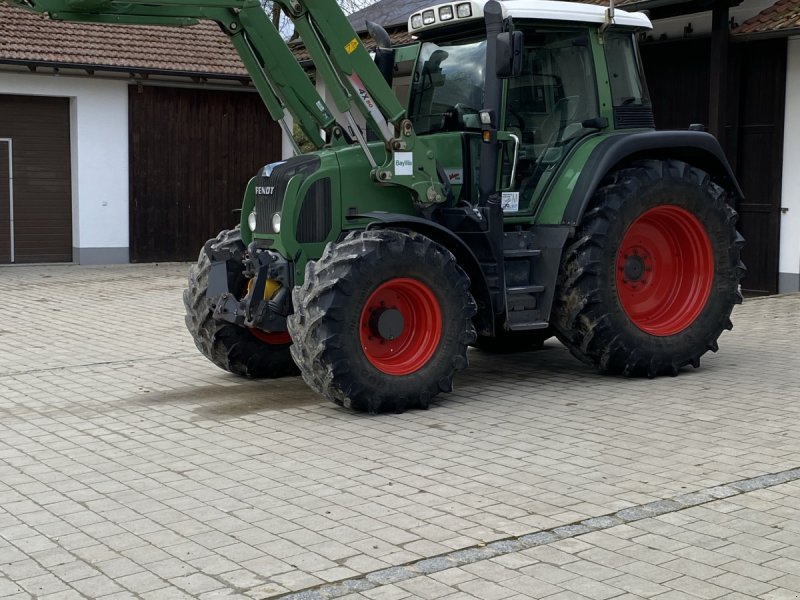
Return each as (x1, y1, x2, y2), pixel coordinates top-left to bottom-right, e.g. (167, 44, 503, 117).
(1, 264, 800, 599)
(301, 481, 800, 599)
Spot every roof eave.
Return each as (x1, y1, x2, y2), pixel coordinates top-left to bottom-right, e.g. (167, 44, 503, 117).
(0, 58, 250, 81)
(619, 0, 743, 18)
(732, 26, 800, 40)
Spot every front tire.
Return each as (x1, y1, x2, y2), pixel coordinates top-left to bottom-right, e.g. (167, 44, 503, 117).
(288, 230, 477, 413)
(183, 227, 298, 378)
(552, 159, 745, 377)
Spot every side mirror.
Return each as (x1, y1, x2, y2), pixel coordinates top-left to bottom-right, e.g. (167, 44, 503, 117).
(496, 31, 524, 78)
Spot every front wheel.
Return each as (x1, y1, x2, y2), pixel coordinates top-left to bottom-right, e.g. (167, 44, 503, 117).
(288, 230, 477, 413)
(552, 159, 745, 377)
(183, 227, 298, 378)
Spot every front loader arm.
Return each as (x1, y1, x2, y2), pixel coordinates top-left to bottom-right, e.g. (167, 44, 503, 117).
(5, 0, 448, 205)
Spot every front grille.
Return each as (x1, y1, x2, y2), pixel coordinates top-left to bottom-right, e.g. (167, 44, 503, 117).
(297, 178, 332, 243)
(253, 155, 320, 234)
(255, 195, 282, 232)
(614, 105, 656, 129)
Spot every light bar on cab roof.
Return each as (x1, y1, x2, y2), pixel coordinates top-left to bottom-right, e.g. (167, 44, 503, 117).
(408, 1, 484, 33)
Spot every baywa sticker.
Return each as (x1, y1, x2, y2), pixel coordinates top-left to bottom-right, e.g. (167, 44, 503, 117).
(444, 168, 463, 184)
(501, 191, 520, 212)
(394, 152, 413, 176)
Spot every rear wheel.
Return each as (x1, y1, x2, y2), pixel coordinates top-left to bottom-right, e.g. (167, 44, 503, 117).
(288, 230, 476, 413)
(183, 227, 298, 378)
(552, 159, 745, 377)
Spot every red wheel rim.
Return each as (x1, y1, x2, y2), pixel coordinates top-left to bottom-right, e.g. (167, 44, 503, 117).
(616, 205, 714, 336)
(359, 278, 442, 375)
(249, 329, 292, 345)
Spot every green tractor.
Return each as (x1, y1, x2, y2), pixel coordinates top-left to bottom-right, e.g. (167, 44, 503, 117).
(10, 0, 744, 413)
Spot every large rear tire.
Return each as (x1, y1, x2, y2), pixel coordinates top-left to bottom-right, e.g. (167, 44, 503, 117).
(552, 159, 745, 377)
(288, 230, 477, 413)
(183, 227, 298, 378)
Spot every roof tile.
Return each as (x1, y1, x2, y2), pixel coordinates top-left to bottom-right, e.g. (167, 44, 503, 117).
(734, 0, 800, 34)
(0, 3, 247, 76)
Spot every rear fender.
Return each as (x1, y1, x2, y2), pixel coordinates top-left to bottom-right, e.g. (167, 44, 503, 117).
(543, 131, 744, 226)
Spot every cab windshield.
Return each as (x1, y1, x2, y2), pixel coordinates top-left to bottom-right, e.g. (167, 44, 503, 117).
(408, 39, 486, 134)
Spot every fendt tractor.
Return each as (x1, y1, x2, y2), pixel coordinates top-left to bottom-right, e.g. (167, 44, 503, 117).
(8, 0, 745, 413)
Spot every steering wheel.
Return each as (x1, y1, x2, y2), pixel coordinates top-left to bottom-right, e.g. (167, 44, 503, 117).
(442, 103, 479, 131)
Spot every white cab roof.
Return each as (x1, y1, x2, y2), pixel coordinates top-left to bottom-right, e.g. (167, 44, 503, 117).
(504, 0, 651, 28)
(409, 0, 651, 35)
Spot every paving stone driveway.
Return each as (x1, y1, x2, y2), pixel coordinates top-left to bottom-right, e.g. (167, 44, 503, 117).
(0, 263, 799, 600)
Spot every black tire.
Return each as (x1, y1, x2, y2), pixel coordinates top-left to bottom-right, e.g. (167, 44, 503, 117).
(183, 227, 298, 378)
(552, 159, 745, 377)
(288, 230, 477, 413)
(472, 328, 553, 353)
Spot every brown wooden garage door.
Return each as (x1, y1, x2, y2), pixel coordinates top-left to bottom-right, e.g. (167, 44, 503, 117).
(640, 38, 786, 295)
(0, 95, 72, 263)
(129, 85, 282, 263)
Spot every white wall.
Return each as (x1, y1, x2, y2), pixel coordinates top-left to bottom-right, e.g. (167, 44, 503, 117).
(780, 36, 800, 292)
(281, 112, 295, 159)
(0, 72, 129, 263)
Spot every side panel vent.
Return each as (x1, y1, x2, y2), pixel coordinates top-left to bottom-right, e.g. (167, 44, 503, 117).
(614, 105, 656, 129)
(297, 178, 332, 243)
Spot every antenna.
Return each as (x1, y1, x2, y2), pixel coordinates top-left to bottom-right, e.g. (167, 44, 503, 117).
(600, 0, 615, 39)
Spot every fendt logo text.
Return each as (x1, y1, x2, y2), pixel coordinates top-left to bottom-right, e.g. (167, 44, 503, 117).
(256, 186, 275, 195)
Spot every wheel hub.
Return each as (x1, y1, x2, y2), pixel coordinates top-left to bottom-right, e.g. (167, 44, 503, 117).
(620, 248, 652, 287)
(369, 307, 405, 341)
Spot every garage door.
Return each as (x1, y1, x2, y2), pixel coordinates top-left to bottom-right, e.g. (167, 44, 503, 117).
(0, 95, 72, 263)
(641, 39, 786, 295)
(129, 85, 282, 262)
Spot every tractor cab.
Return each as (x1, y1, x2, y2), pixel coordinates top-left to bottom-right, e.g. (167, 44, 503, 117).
(406, 0, 653, 213)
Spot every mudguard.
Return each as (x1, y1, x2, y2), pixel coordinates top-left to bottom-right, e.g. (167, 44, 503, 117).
(351, 212, 495, 336)
(561, 130, 744, 226)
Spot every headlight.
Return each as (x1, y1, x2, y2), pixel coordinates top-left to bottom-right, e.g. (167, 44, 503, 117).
(248, 210, 257, 232)
(422, 9, 435, 24)
(439, 5, 454, 20)
(271, 212, 281, 233)
(456, 2, 472, 18)
(410, 13, 423, 28)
